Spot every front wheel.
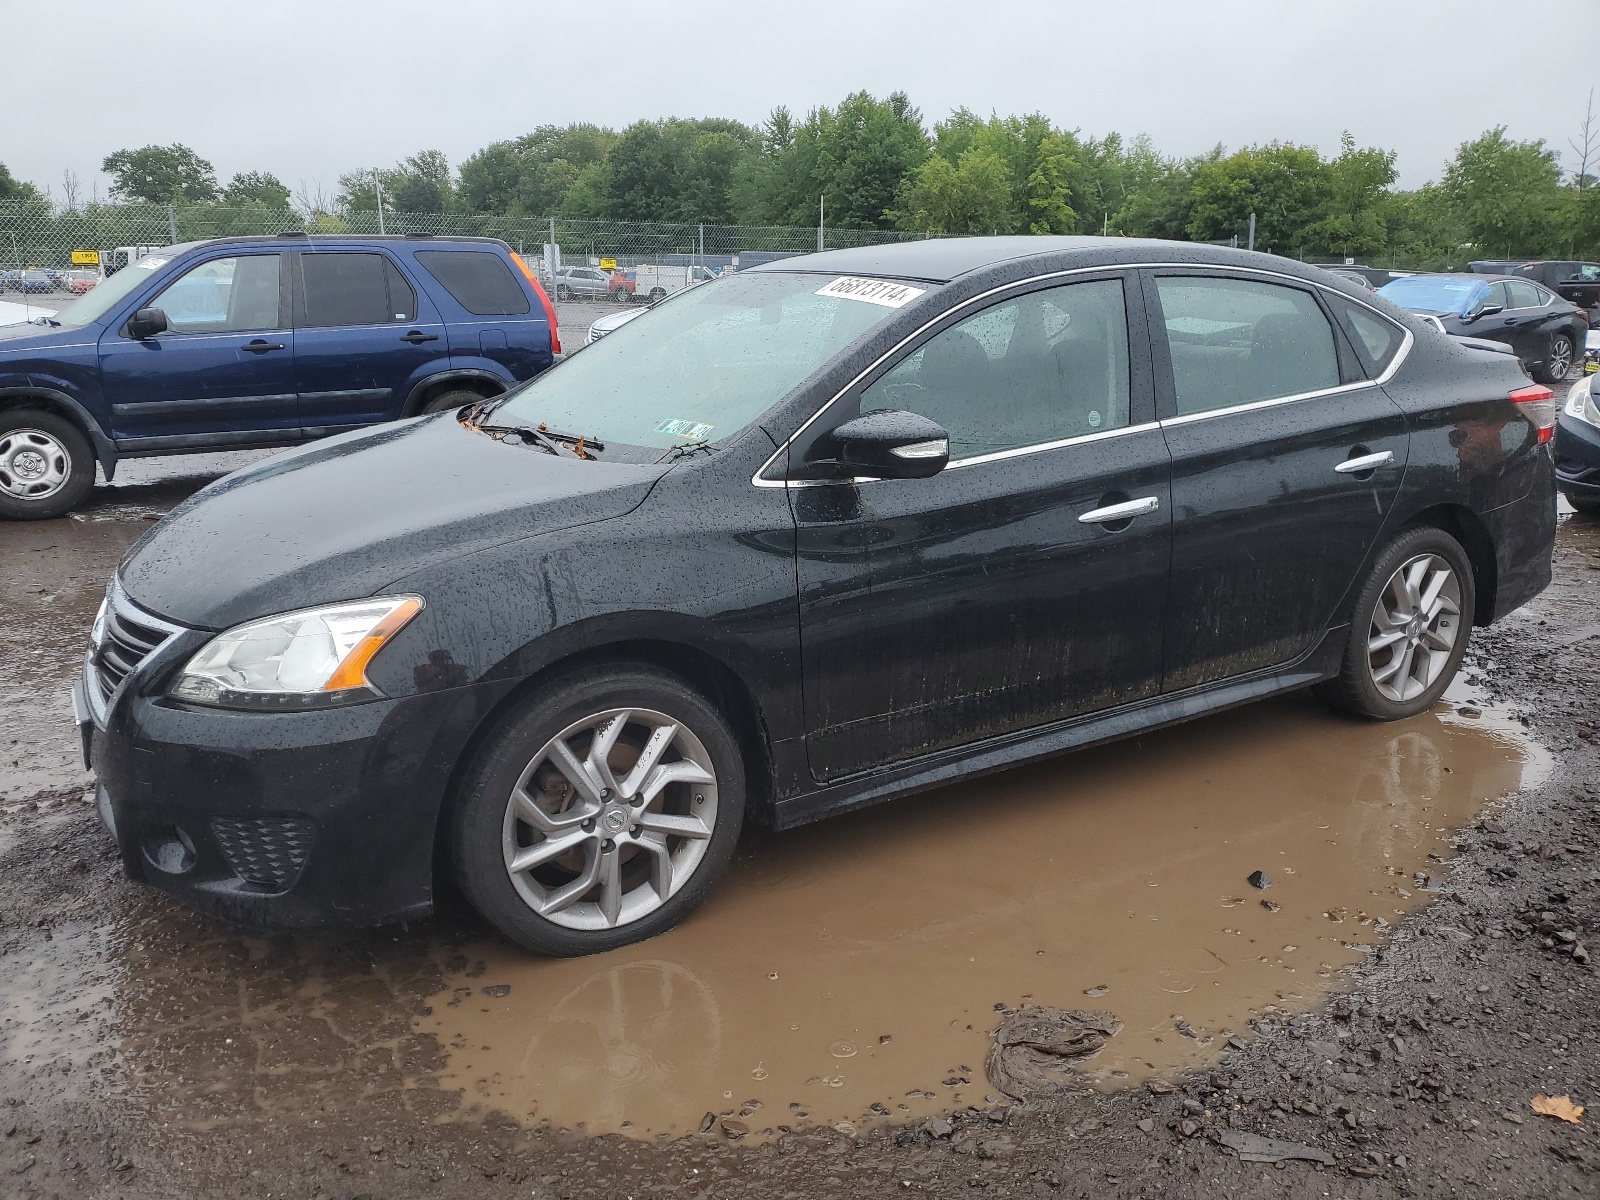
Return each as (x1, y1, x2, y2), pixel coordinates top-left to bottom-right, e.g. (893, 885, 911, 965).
(1318, 526, 1475, 720)
(0, 409, 95, 520)
(1534, 332, 1575, 384)
(450, 664, 745, 956)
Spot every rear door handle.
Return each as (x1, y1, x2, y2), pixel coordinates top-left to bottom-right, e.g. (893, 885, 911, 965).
(1334, 450, 1395, 474)
(401, 330, 439, 344)
(241, 339, 284, 354)
(1078, 496, 1160, 525)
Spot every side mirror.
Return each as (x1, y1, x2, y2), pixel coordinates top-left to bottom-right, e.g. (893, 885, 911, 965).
(127, 307, 168, 339)
(829, 409, 950, 479)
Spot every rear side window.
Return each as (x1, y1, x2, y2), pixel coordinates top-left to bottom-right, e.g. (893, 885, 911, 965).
(1327, 295, 1405, 378)
(1154, 276, 1340, 416)
(1507, 280, 1545, 309)
(414, 250, 530, 316)
(301, 252, 416, 327)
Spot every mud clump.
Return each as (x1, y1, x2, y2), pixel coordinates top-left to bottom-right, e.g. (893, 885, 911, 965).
(985, 1006, 1121, 1098)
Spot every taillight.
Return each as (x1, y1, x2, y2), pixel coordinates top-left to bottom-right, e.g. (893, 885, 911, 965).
(512, 252, 561, 355)
(1509, 383, 1556, 443)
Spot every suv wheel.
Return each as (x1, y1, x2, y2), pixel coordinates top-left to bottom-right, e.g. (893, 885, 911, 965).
(0, 409, 95, 520)
(1534, 332, 1575, 384)
(420, 389, 484, 416)
(1318, 526, 1475, 720)
(450, 664, 745, 957)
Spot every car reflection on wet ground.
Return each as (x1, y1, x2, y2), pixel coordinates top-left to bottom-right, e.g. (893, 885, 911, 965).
(0, 447, 1552, 1149)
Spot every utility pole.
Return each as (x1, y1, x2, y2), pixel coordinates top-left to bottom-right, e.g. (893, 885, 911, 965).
(1247, 212, 1256, 253)
(818, 195, 825, 253)
(373, 171, 385, 235)
(166, 204, 178, 245)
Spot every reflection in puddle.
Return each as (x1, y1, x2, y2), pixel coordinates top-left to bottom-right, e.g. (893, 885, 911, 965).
(424, 695, 1543, 1137)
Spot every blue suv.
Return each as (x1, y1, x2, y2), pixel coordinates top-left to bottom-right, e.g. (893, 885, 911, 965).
(0, 233, 560, 518)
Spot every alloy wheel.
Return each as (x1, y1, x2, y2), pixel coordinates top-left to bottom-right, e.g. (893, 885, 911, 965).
(1550, 335, 1573, 378)
(1365, 553, 1462, 703)
(501, 707, 718, 931)
(0, 428, 70, 500)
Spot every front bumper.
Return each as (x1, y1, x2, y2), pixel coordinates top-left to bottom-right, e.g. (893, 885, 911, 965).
(81, 591, 508, 930)
(1554, 412, 1600, 500)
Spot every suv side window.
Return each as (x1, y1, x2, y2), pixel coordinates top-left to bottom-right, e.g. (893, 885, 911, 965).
(301, 252, 416, 327)
(1326, 294, 1405, 378)
(414, 250, 530, 316)
(861, 278, 1131, 461)
(1154, 276, 1339, 415)
(149, 254, 282, 333)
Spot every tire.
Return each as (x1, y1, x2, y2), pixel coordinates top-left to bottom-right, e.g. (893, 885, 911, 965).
(612, 290, 630, 305)
(1563, 490, 1600, 516)
(419, 389, 484, 416)
(0, 408, 95, 520)
(555, 285, 571, 301)
(1534, 332, 1575, 384)
(649, 288, 666, 302)
(1318, 526, 1476, 721)
(450, 663, 745, 957)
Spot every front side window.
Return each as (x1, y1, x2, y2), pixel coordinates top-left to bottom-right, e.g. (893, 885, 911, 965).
(301, 252, 416, 327)
(149, 255, 281, 333)
(860, 279, 1131, 460)
(494, 271, 913, 451)
(1155, 276, 1339, 415)
(1479, 281, 1512, 312)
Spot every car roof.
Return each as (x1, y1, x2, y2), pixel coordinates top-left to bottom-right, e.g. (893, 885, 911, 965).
(183, 233, 509, 252)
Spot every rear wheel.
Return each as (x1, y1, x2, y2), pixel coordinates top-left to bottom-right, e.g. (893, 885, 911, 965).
(0, 409, 95, 520)
(1564, 490, 1600, 516)
(1534, 332, 1575, 384)
(420, 389, 484, 416)
(1318, 526, 1475, 720)
(450, 664, 745, 957)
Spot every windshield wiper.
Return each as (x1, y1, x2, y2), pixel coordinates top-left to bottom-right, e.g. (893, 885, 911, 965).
(470, 422, 563, 455)
(655, 440, 717, 463)
(532, 424, 605, 460)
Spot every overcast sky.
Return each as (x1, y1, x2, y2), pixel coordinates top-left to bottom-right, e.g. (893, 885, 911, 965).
(9, 0, 1598, 203)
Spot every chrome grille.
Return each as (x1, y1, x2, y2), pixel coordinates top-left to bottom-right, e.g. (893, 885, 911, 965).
(87, 578, 184, 710)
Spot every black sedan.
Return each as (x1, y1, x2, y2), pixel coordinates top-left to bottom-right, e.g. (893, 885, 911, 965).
(1378, 272, 1586, 384)
(1555, 371, 1600, 513)
(79, 237, 1557, 956)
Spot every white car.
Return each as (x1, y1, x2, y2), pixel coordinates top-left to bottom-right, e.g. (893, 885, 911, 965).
(584, 305, 646, 346)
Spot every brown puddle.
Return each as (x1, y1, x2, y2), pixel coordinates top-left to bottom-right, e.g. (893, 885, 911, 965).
(422, 692, 1545, 1138)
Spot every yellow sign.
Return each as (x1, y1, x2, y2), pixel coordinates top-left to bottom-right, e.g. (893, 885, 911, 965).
(71, 249, 100, 265)
(599, 257, 617, 271)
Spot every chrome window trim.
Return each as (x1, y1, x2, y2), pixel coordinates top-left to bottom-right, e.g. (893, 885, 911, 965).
(752, 260, 1415, 489)
(83, 575, 187, 725)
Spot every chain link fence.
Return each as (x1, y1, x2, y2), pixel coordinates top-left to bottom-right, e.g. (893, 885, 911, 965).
(0, 200, 925, 297)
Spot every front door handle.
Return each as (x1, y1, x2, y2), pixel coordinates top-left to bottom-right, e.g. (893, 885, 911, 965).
(1334, 450, 1395, 474)
(241, 339, 284, 354)
(400, 330, 439, 344)
(1078, 496, 1160, 525)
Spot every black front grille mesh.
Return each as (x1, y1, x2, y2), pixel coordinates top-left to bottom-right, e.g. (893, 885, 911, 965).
(211, 817, 316, 891)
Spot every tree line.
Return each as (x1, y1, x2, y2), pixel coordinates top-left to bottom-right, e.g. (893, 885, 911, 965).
(6, 89, 1600, 266)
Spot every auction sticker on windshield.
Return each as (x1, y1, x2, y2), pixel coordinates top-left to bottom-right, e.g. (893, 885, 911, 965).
(656, 418, 714, 440)
(815, 277, 926, 308)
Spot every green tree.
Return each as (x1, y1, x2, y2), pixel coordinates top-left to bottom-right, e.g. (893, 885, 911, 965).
(894, 147, 1014, 234)
(1025, 133, 1078, 234)
(591, 118, 758, 223)
(1109, 137, 1200, 239)
(1187, 142, 1330, 252)
(1441, 127, 1564, 257)
(222, 170, 292, 208)
(0, 161, 43, 204)
(457, 124, 616, 215)
(101, 144, 219, 204)
(1301, 134, 1396, 258)
(388, 150, 453, 214)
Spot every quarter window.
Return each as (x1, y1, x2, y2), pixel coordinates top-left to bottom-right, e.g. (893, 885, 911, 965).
(861, 279, 1131, 460)
(414, 250, 530, 316)
(149, 255, 281, 333)
(1155, 276, 1339, 415)
(1327, 295, 1405, 378)
(301, 252, 416, 327)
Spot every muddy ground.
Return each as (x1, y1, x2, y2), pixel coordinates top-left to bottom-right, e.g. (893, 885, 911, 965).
(1, 453, 1598, 1199)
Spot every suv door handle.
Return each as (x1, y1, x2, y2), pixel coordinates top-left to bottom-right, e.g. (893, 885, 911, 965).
(1078, 496, 1160, 524)
(1334, 450, 1394, 474)
(240, 339, 284, 353)
(400, 330, 439, 344)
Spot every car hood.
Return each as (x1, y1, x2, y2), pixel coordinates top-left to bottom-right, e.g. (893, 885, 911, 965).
(119, 415, 669, 630)
(0, 318, 78, 349)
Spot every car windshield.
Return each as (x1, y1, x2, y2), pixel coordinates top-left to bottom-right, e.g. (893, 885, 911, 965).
(492, 271, 925, 451)
(48, 254, 173, 326)
(1377, 276, 1487, 315)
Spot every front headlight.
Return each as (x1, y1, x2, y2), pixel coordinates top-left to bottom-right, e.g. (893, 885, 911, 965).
(1566, 375, 1600, 428)
(170, 595, 423, 710)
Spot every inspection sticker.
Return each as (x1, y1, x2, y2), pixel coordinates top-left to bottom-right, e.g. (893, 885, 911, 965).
(656, 418, 715, 440)
(815, 276, 926, 308)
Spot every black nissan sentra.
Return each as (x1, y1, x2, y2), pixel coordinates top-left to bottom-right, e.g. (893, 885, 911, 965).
(79, 237, 1557, 956)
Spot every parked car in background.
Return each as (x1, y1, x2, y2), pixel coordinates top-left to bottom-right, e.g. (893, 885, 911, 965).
(1377, 273, 1585, 384)
(1555, 371, 1600, 513)
(1325, 268, 1377, 290)
(1470, 260, 1600, 324)
(0, 233, 559, 519)
(607, 270, 637, 302)
(79, 236, 1555, 957)
(11, 269, 56, 295)
(552, 266, 613, 300)
(584, 304, 646, 345)
(64, 270, 99, 295)
(631, 262, 718, 302)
